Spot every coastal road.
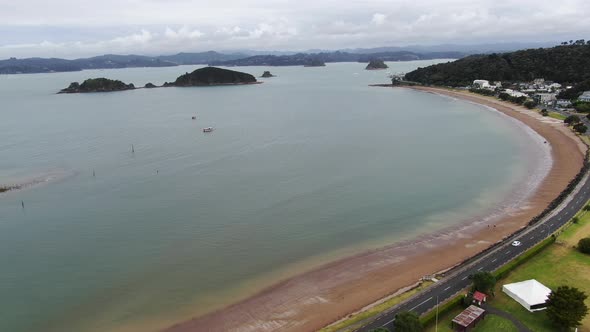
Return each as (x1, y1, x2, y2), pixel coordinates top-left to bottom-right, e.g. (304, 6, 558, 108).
(357, 171, 590, 331)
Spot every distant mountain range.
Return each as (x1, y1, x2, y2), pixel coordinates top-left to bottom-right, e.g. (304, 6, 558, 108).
(208, 51, 464, 66)
(0, 41, 562, 74)
(0, 50, 465, 74)
(0, 52, 248, 74)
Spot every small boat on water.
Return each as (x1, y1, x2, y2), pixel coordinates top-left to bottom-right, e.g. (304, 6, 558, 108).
(191, 116, 196, 120)
(203, 127, 213, 133)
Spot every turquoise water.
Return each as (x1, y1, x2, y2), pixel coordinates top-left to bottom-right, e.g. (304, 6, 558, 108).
(0, 61, 548, 331)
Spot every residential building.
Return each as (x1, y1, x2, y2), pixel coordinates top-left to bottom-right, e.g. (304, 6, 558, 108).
(534, 93, 557, 105)
(579, 91, 590, 102)
(473, 80, 491, 89)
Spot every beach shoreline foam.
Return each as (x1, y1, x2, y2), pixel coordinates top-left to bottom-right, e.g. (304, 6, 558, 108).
(162, 86, 586, 332)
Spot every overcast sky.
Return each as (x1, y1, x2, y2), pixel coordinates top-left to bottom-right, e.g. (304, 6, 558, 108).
(1, 0, 589, 58)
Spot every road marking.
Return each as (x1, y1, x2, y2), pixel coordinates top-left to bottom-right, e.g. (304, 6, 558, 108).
(491, 258, 497, 263)
(461, 276, 468, 280)
(383, 317, 396, 326)
(410, 297, 433, 311)
(550, 224, 553, 226)
(477, 267, 483, 271)
(558, 217, 562, 221)
(505, 251, 511, 255)
(443, 286, 451, 291)
(530, 236, 535, 240)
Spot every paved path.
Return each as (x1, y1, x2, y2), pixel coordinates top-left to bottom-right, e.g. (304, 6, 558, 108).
(483, 304, 532, 332)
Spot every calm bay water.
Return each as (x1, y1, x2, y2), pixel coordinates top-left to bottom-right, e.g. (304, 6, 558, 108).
(0, 61, 548, 331)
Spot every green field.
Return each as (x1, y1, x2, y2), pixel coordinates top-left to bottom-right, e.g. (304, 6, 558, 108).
(425, 207, 590, 332)
(548, 111, 567, 120)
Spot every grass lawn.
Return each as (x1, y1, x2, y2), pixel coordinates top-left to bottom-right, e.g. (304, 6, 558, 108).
(473, 314, 518, 332)
(424, 311, 517, 332)
(548, 111, 567, 120)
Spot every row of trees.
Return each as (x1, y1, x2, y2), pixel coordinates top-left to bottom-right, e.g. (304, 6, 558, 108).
(564, 115, 588, 133)
(405, 44, 590, 87)
(560, 39, 590, 45)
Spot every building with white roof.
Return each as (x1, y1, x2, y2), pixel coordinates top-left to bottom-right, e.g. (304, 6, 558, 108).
(502, 279, 552, 312)
(579, 91, 590, 102)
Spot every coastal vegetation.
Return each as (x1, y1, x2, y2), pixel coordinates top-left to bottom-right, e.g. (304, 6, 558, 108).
(404, 44, 590, 86)
(579, 237, 590, 254)
(393, 311, 422, 332)
(366, 59, 388, 70)
(303, 58, 326, 67)
(58, 67, 257, 93)
(470, 272, 496, 295)
(59, 78, 135, 93)
(166, 67, 257, 86)
(545, 286, 588, 330)
(260, 71, 275, 78)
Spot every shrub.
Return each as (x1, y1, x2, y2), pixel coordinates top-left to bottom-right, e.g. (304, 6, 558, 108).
(524, 100, 537, 109)
(579, 237, 590, 254)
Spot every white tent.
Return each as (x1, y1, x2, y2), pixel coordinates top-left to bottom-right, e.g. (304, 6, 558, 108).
(502, 279, 552, 312)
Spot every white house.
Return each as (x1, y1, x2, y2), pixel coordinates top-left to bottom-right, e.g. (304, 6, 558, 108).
(579, 91, 590, 102)
(473, 80, 491, 89)
(503, 279, 552, 312)
(504, 89, 528, 98)
(534, 93, 557, 105)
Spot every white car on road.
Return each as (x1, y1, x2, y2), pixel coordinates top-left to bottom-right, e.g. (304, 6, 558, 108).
(511, 240, 522, 247)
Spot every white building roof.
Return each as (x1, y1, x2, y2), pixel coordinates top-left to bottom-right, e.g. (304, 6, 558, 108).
(503, 279, 551, 307)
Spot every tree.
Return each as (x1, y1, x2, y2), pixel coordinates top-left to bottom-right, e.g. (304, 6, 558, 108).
(524, 100, 537, 109)
(546, 286, 588, 330)
(499, 92, 510, 101)
(369, 328, 390, 332)
(586, 113, 590, 120)
(579, 237, 590, 254)
(573, 123, 588, 134)
(393, 311, 422, 332)
(564, 115, 581, 125)
(470, 271, 496, 295)
(541, 109, 549, 116)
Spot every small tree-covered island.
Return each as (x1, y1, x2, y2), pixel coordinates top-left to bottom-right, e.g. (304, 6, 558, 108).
(59, 78, 135, 93)
(365, 59, 388, 70)
(164, 67, 258, 87)
(58, 67, 258, 93)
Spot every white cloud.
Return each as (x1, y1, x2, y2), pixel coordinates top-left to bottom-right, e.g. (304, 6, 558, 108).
(0, 0, 589, 58)
(371, 13, 387, 25)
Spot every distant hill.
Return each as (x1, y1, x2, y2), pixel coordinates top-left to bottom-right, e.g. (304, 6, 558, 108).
(404, 44, 590, 86)
(366, 59, 388, 70)
(156, 51, 248, 65)
(0, 50, 464, 74)
(209, 51, 464, 66)
(166, 67, 257, 86)
(0, 52, 246, 74)
(59, 78, 135, 93)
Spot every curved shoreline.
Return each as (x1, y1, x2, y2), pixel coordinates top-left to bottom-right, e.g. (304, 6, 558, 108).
(163, 87, 586, 332)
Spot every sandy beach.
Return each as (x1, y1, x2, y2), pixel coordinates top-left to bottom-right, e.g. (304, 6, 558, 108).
(163, 87, 586, 332)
